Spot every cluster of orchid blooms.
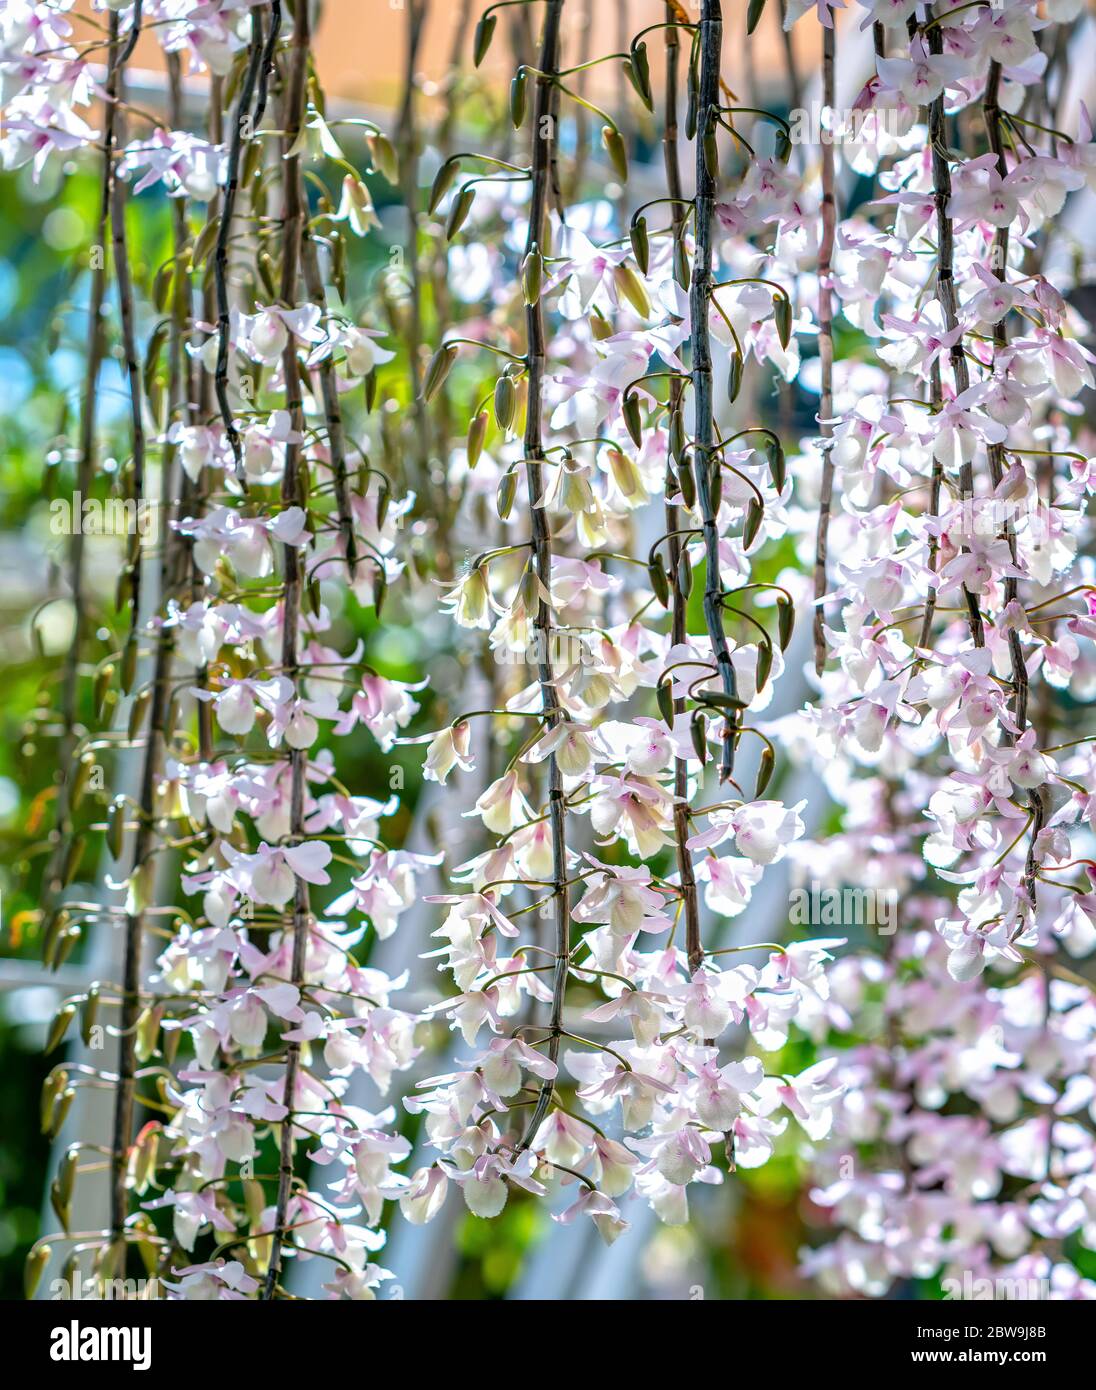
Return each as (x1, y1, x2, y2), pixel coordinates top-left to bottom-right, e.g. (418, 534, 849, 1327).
(10, 0, 1096, 1301)
(779, 0, 1096, 1300)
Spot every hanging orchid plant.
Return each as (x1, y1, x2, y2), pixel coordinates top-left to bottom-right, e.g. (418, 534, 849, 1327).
(6, 0, 1096, 1304)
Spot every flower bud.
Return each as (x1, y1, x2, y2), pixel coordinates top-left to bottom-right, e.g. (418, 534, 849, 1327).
(622, 392, 643, 448)
(446, 185, 475, 240)
(510, 70, 528, 129)
(727, 352, 743, 403)
(755, 743, 775, 796)
(422, 343, 458, 402)
(522, 244, 544, 305)
(25, 1245, 51, 1299)
(602, 125, 628, 182)
(775, 293, 792, 349)
(494, 374, 516, 432)
(427, 159, 458, 215)
(629, 216, 650, 276)
(467, 410, 488, 469)
(473, 12, 497, 67)
(613, 262, 650, 318)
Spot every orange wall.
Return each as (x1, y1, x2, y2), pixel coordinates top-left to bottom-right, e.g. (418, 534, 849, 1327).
(71, 0, 819, 111)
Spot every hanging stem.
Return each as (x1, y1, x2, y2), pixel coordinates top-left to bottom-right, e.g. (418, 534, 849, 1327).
(111, 53, 147, 637)
(164, 51, 189, 546)
(400, 0, 433, 487)
(253, 0, 282, 133)
(430, 0, 474, 487)
(917, 358, 944, 649)
(214, 9, 264, 483)
(982, 57, 1043, 911)
(615, 0, 630, 228)
(690, 0, 739, 792)
(106, 7, 148, 1253)
(663, 1, 702, 976)
(190, 81, 225, 763)
(50, 0, 121, 900)
(301, 219, 356, 576)
(926, 9, 985, 648)
(264, 0, 313, 1300)
(982, 60, 1026, 727)
(811, 14, 836, 674)
(516, 0, 569, 1152)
